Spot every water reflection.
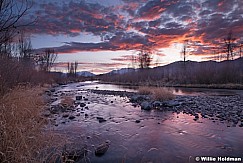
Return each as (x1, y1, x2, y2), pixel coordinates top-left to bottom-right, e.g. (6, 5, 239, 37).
(73, 81, 243, 96)
(52, 82, 243, 162)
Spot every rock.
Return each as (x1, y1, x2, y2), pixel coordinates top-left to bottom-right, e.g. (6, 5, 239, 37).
(99, 119, 107, 123)
(69, 115, 75, 120)
(50, 106, 59, 114)
(97, 117, 106, 123)
(84, 106, 89, 110)
(85, 113, 88, 117)
(62, 113, 69, 118)
(153, 101, 162, 107)
(62, 145, 87, 162)
(135, 120, 141, 123)
(163, 100, 180, 107)
(76, 96, 82, 100)
(80, 103, 86, 107)
(43, 111, 51, 117)
(111, 101, 113, 103)
(130, 95, 147, 103)
(95, 141, 110, 156)
(141, 101, 152, 110)
(84, 98, 88, 101)
(45, 90, 52, 96)
(239, 123, 243, 127)
(50, 88, 55, 92)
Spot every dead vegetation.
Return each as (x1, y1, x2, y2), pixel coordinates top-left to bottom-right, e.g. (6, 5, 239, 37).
(0, 86, 64, 163)
(138, 86, 175, 101)
(61, 96, 75, 107)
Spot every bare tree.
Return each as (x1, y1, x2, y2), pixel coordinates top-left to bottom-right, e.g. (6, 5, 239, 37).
(18, 31, 32, 62)
(224, 31, 236, 60)
(239, 38, 242, 58)
(38, 49, 57, 72)
(181, 40, 189, 63)
(74, 61, 78, 77)
(67, 62, 78, 77)
(0, 0, 33, 44)
(137, 48, 152, 69)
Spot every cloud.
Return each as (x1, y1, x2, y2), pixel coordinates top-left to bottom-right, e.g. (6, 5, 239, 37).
(136, 0, 179, 20)
(28, 0, 243, 59)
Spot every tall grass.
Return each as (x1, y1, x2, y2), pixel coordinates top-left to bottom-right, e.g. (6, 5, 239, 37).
(0, 86, 63, 163)
(138, 86, 174, 101)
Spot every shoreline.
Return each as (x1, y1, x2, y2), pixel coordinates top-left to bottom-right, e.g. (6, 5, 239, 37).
(98, 81, 243, 90)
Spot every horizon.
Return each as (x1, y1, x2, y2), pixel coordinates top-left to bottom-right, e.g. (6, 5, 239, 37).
(22, 0, 243, 74)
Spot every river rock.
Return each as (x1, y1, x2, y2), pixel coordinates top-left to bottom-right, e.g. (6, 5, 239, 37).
(153, 101, 162, 107)
(97, 117, 106, 123)
(130, 95, 147, 103)
(69, 115, 75, 120)
(50, 106, 60, 114)
(95, 141, 110, 156)
(43, 111, 51, 117)
(80, 103, 86, 107)
(76, 96, 82, 100)
(163, 100, 180, 107)
(135, 120, 141, 123)
(141, 101, 152, 110)
(45, 90, 52, 96)
(63, 113, 69, 118)
(62, 145, 87, 162)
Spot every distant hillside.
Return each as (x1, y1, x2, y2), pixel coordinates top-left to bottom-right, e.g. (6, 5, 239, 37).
(100, 58, 243, 86)
(106, 68, 136, 75)
(76, 71, 95, 77)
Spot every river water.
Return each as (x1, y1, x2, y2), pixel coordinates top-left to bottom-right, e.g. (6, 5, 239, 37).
(50, 81, 243, 163)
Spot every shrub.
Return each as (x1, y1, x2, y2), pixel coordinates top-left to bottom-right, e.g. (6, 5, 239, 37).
(138, 86, 175, 101)
(138, 86, 152, 95)
(151, 87, 175, 101)
(61, 96, 74, 107)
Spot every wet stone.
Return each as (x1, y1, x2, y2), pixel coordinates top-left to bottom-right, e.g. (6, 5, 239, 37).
(69, 115, 75, 120)
(62, 113, 69, 118)
(75, 96, 82, 100)
(95, 141, 110, 156)
(135, 120, 141, 123)
(97, 117, 106, 123)
(80, 103, 86, 107)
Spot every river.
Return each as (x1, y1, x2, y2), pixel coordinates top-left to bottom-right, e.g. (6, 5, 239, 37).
(47, 81, 243, 163)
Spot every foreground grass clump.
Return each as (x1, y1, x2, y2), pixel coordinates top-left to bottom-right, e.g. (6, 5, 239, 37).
(138, 86, 152, 95)
(61, 96, 75, 107)
(138, 86, 175, 101)
(0, 86, 63, 163)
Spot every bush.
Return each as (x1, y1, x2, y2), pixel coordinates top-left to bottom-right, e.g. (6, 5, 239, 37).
(138, 86, 174, 101)
(138, 86, 152, 95)
(151, 87, 175, 101)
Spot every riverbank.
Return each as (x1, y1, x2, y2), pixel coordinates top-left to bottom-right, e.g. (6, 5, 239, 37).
(0, 86, 64, 163)
(99, 81, 243, 90)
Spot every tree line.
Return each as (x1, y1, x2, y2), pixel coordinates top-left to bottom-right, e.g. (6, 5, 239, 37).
(0, 0, 58, 95)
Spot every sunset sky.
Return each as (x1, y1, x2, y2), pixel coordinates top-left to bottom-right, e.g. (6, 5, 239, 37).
(24, 0, 243, 74)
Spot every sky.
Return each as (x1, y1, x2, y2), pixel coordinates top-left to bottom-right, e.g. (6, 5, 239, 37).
(23, 0, 243, 74)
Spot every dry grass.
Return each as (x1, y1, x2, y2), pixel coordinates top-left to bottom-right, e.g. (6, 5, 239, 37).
(138, 86, 152, 95)
(0, 86, 64, 163)
(138, 86, 175, 101)
(60, 96, 74, 107)
(151, 87, 175, 101)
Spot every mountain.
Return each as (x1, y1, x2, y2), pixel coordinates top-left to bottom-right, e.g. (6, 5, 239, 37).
(99, 57, 243, 85)
(76, 71, 95, 77)
(107, 68, 136, 75)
